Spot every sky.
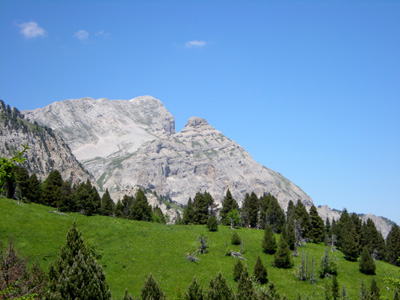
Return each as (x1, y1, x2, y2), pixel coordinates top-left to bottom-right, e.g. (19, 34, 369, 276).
(1, 0, 399, 224)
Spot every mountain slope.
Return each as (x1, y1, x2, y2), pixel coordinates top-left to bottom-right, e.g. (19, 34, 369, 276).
(0, 100, 90, 183)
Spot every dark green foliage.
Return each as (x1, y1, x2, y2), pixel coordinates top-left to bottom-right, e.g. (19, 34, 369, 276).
(386, 223, 400, 266)
(254, 256, 268, 284)
(262, 224, 277, 254)
(286, 200, 296, 224)
(237, 267, 257, 299)
(114, 200, 124, 218)
(101, 189, 115, 216)
(274, 235, 293, 268)
(220, 189, 239, 225)
(333, 208, 350, 249)
(231, 231, 241, 245)
(360, 218, 386, 260)
(359, 247, 376, 275)
(332, 276, 340, 300)
(183, 198, 194, 225)
(309, 205, 325, 243)
(369, 278, 380, 300)
(46, 221, 111, 299)
(121, 195, 134, 218)
(207, 272, 234, 300)
(130, 189, 152, 221)
(207, 215, 218, 232)
(15, 166, 30, 201)
(394, 289, 400, 300)
(192, 192, 211, 225)
(74, 180, 101, 216)
(233, 259, 244, 282)
(152, 206, 166, 223)
(342, 227, 360, 261)
(28, 173, 42, 203)
(141, 273, 166, 300)
(359, 280, 368, 300)
(286, 222, 296, 251)
(42, 170, 63, 207)
(319, 248, 337, 278)
(241, 192, 259, 228)
(261, 194, 286, 233)
(294, 200, 311, 239)
(184, 277, 204, 300)
(58, 181, 73, 212)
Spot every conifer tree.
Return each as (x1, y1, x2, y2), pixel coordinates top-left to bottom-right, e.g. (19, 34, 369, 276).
(386, 223, 400, 266)
(122, 288, 135, 300)
(262, 224, 277, 254)
(254, 256, 268, 284)
(286, 200, 296, 224)
(184, 277, 204, 300)
(220, 189, 239, 225)
(342, 227, 360, 261)
(332, 276, 340, 300)
(15, 166, 30, 201)
(231, 231, 241, 245)
(192, 192, 209, 225)
(294, 200, 311, 239)
(46, 221, 111, 299)
(360, 218, 386, 260)
(286, 222, 296, 251)
(101, 189, 115, 216)
(183, 198, 194, 225)
(152, 206, 166, 223)
(58, 181, 73, 212)
(141, 273, 166, 300)
(28, 173, 42, 203)
(207, 272, 234, 300)
(309, 205, 325, 243)
(394, 289, 400, 300)
(359, 247, 376, 275)
(369, 278, 380, 300)
(42, 170, 63, 207)
(114, 200, 124, 218)
(241, 192, 259, 228)
(233, 259, 244, 282)
(130, 189, 152, 221)
(237, 267, 256, 300)
(319, 247, 337, 278)
(207, 215, 218, 232)
(274, 235, 293, 268)
(265, 194, 286, 233)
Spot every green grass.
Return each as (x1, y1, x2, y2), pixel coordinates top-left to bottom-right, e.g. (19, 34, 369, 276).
(0, 197, 398, 299)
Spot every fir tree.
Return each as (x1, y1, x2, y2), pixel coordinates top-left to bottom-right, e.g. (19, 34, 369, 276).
(122, 288, 135, 300)
(101, 189, 115, 216)
(274, 235, 293, 268)
(183, 198, 195, 225)
(386, 223, 400, 266)
(42, 170, 63, 207)
(15, 166, 30, 201)
(58, 181, 73, 212)
(28, 173, 42, 204)
(192, 192, 210, 225)
(237, 267, 256, 300)
(231, 231, 241, 245)
(359, 247, 376, 275)
(332, 276, 340, 300)
(207, 272, 234, 300)
(369, 278, 380, 300)
(262, 224, 277, 254)
(114, 200, 124, 218)
(220, 189, 239, 225)
(294, 200, 311, 239)
(309, 205, 325, 243)
(207, 215, 218, 232)
(359, 280, 368, 300)
(342, 227, 360, 261)
(254, 256, 268, 284)
(241, 192, 259, 228)
(184, 277, 204, 300)
(130, 189, 152, 221)
(152, 206, 166, 223)
(286, 200, 296, 224)
(46, 221, 111, 299)
(360, 218, 386, 260)
(264, 194, 286, 233)
(233, 259, 244, 282)
(286, 221, 296, 251)
(394, 289, 400, 300)
(141, 273, 166, 300)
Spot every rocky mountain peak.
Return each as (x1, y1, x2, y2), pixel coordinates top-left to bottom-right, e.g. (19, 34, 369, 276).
(185, 117, 211, 129)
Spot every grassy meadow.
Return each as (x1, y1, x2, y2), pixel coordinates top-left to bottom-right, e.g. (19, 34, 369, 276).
(0, 197, 398, 299)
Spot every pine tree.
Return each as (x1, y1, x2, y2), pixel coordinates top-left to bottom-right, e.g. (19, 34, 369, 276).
(28, 173, 41, 204)
(192, 192, 209, 225)
(294, 200, 311, 239)
(233, 259, 244, 282)
(58, 181, 73, 212)
(231, 231, 241, 245)
(360, 218, 386, 260)
(207, 272, 234, 300)
(152, 206, 166, 223)
(262, 224, 277, 254)
(42, 170, 63, 207)
(342, 227, 360, 261)
(386, 223, 400, 266)
(319, 247, 337, 278)
(254, 256, 268, 284)
(46, 221, 111, 299)
(184, 277, 204, 300)
(274, 235, 293, 268)
(309, 205, 325, 243)
(241, 192, 259, 228)
(141, 273, 166, 300)
(15, 166, 30, 201)
(286, 221, 296, 251)
(183, 198, 195, 225)
(369, 278, 380, 300)
(237, 267, 256, 300)
(332, 276, 340, 300)
(359, 247, 376, 275)
(130, 189, 152, 221)
(101, 189, 115, 216)
(114, 200, 124, 218)
(265, 194, 286, 233)
(207, 215, 218, 232)
(286, 200, 296, 224)
(220, 189, 239, 225)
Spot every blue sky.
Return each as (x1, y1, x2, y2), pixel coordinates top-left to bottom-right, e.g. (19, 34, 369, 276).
(1, 0, 399, 224)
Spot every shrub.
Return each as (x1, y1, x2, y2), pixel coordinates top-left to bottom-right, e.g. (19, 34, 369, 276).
(231, 231, 241, 245)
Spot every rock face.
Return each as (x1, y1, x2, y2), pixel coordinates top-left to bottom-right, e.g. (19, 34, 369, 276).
(0, 101, 90, 183)
(24, 97, 312, 210)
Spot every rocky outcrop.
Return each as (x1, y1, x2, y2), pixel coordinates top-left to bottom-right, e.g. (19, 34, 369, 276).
(0, 101, 90, 183)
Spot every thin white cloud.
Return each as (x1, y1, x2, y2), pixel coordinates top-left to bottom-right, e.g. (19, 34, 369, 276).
(95, 30, 110, 37)
(73, 29, 89, 41)
(17, 21, 45, 38)
(185, 40, 206, 48)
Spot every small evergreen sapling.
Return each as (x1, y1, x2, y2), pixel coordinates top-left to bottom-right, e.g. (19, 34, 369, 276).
(233, 259, 244, 282)
(274, 235, 293, 268)
(231, 231, 241, 245)
(184, 277, 204, 300)
(207, 216, 218, 232)
(141, 273, 166, 300)
(262, 224, 277, 254)
(359, 247, 376, 275)
(236, 267, 256, 300)
(207, 272, 234, 300)
(253, 256, 268, 285)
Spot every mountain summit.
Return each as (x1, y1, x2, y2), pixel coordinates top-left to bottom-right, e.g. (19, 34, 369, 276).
(25, 96, 312, 209)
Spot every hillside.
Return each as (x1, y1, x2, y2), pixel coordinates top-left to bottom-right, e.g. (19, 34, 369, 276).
(1, 198, 398, 300)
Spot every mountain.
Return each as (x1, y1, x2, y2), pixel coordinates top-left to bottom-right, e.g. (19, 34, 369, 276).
(24, 96, 312, 210)
(0, 100, 90, 183)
